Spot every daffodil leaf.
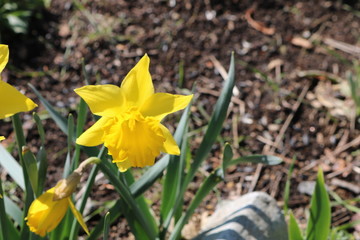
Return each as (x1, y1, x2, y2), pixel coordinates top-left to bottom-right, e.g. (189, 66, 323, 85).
(289, 211, 304, 240)
(4, 196, 22, 227)
(184, 52, 236, 187)
(29, 83, 68, 134)
(169, 168, 223, 240)
(306, 168, 331, 240)
(0, 145, 25, 190)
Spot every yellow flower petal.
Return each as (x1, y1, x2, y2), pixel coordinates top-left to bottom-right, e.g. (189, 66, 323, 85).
(26, 187, 69, 237)
(76, 117, 108, 146)
(140, 93, 193, 120)
(0, 44, 9, 73)
(75, 85, 125, 117)
(0, 136, 4, 141)
(68, 198, 90, 235)
(116, 160, 132, 172)
(160, 124, 180, 155)
(0, 81, 37, 119)
(121, 54, 154, 107)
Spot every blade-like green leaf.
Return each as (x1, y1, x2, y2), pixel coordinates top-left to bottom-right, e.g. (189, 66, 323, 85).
(228, 154, 283, 166)
(22, 148, 39, 196)
(88, 201, 122, 240)
(306, 168, 331, 240)
(33, 113, 46, 145)
(0, 145, 25, 190)
(288, 211, 304, 240)
(4, 196, 22, 226)
(221, 143, 233, 179)
(169, 168, 223, 240)
(103, 212, 110, 240)
(36, 146, 47, 196)
(184, 53, 235, 188)
(29, 83, 68, 134)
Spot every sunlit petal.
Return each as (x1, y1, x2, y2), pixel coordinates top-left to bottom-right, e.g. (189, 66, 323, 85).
(115, 160, 132, 172)
(121, 54, 154, 107)
(0, 81, 37, 119)
(0, 44, 9, 73)
(68, 198, 90, 235)
(76, 117, 108, 146)
(0, 136, 4, 141)
(140, 93, 193, 120)
(75, 85, 125, 117)
(160, 124, 180, 155)
(26, 187, 69, 237)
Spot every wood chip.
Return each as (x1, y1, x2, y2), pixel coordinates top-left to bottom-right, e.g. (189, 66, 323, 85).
(331, 178, 360, 194)
(291, 37, 313, 49)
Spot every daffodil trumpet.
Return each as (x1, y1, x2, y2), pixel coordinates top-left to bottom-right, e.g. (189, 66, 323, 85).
(75, 54, 193, 172)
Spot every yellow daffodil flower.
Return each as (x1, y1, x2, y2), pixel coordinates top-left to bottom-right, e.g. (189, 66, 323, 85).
(75, 54, 193, 171)
(0, 44, 37, 140)
(26, 173, 89, 237)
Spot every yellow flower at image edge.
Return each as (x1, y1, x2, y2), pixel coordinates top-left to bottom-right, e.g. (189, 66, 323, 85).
(75, 54, 193, 171)
(26, 187, 89, 237)
(0, 44, 37, 120)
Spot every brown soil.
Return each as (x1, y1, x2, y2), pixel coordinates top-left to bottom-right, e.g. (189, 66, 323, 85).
(1, 0, 360, 239)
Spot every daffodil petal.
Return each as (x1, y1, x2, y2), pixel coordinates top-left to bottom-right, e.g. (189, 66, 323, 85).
(74, 85, 125, 117)
(121, 54, 154, 107)
(0, 81, 37, 119)
(140, 93, 193, 120)
(0, 136, 4, 141)
(26, 187, 69, 237)
(68, 198, 90, 235)
(160, 124, 180, 155)
(76, 117, 108, 146)
(115, 160, 132, 172)
(0, 44, 9, 73)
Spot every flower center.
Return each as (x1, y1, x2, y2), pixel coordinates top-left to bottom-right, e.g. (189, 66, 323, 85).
(102, 108, 165, 168)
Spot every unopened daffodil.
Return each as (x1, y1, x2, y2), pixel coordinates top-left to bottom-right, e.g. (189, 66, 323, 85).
(26, 157, 100, 237)
(75, 54, 192, 171)
(0, 44, 37, 140)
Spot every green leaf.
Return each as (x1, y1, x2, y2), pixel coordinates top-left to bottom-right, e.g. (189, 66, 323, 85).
(36, 146, 47, 196)
(169, 168, 223, 240)
(221, 143, 233, 179)
(228, 154, 283, 166)
(29, 83, 68, 134)
(160, 104, 192, 225)
(33, 113, 45, 145)
(184, 52, 235, 188)
(22, 148, 39, 196)
(103, 212, 110, 240)
(0, 145, 25, 190)
(288, 211, 304, 240)
(4, 196, 22, 227)
(88, 201, 122, 240)
(284, 156, 296, 215)
(306, 168, 331, 240)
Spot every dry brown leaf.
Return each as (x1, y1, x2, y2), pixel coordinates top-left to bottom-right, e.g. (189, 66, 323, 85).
(245, 8, 275, 35)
